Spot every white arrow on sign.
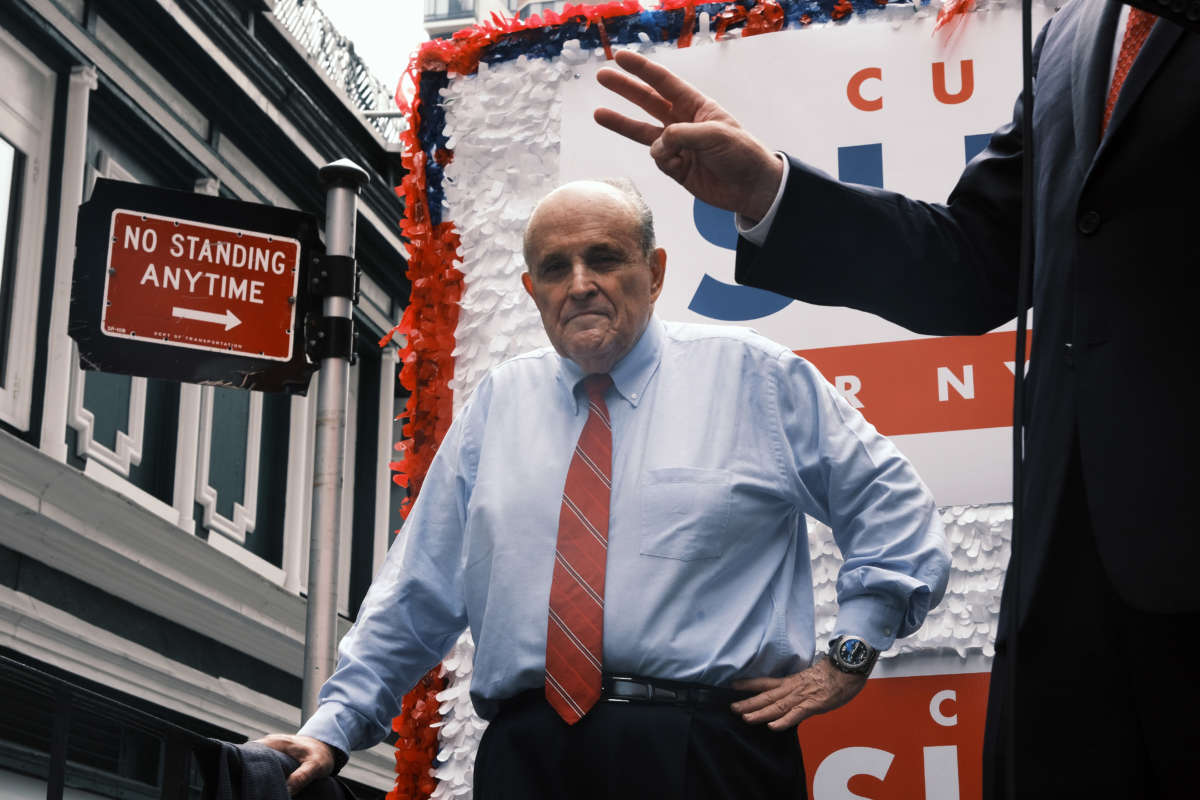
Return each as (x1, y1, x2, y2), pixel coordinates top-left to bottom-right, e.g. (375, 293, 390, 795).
(171, 306, 242, 331)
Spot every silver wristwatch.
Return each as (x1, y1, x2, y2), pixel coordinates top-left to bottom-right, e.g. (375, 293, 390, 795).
(828, 634, 879, 675)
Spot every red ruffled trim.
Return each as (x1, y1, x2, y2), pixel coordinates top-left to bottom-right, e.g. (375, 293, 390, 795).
(385, 670, 447, 800)
(934, 0, 976, 37)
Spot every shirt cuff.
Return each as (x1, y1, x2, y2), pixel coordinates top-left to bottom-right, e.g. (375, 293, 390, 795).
(833, 595, 906, 652)
(734, 153, 790, 246)
(296, 701, 363, 760)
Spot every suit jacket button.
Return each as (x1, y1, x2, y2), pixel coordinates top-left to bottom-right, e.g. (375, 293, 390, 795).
(1077, 210, 1101, 235)
(1188, 0, 1200, 21)
(1172, 0, 1187, 13)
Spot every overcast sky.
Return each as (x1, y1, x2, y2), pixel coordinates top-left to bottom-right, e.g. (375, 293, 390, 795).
(318, 0, 430, 98)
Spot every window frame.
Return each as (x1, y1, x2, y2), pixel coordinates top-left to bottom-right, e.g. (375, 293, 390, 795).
(0, 30, 56, 431)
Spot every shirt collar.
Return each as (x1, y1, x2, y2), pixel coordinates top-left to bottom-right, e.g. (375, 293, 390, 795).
(557, 316, 664, 413)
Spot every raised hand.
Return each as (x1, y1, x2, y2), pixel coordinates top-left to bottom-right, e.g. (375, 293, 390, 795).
(730, 656, 868, 730)
(595, 50, 783, 222)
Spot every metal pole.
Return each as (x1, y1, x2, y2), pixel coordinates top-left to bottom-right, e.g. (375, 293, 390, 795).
(302, 158, 370, 721)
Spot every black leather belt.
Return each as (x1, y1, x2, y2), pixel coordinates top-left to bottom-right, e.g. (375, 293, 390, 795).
(601, 674, 752, 709)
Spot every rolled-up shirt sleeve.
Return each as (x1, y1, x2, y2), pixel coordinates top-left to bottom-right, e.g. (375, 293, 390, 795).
(771, 352, 950, 651)
(297, 379, 490, 754)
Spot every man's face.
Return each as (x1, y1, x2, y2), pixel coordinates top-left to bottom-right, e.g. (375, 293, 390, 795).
(522, 184, 665, 374)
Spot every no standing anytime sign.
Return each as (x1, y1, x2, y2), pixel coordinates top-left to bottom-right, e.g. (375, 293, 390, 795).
(71, 180, 321, 393)
(104, 211, 300, 360)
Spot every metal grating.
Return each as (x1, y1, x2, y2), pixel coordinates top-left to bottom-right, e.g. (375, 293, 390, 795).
(272, 0, 405, 143)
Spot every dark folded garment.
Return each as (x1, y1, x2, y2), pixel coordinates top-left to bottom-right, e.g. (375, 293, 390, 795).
(194, 739, 357, 800)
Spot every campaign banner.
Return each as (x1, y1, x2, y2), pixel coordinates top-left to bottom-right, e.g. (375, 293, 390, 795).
(398, 5, 1040, 798)
(559, 6, 1047, 506)
(799, 671, 991, 799)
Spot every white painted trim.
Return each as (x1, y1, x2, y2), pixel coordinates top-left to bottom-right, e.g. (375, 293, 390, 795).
(373, 348, 398, 574)
(39, 64, 96, 462)
(0, 33, 57, 432)
(0, 584, 396, 790)
(173, 384, 202, 535)
(208, 530, 287, 584)
(67, 352, 149, 477)
(337, 364, 360, 616)
(0, 431, 355, 676)
(195, 387, 263, 546)
(65, 153, 149, 487)
(83, 459, 178, 526)
(172, 175, 220, 533)
(281, 388, 313, 595)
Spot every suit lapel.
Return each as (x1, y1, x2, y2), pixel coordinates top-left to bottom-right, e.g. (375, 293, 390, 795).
(1098, 15, 1185, 155)
(1070, 0, 1120, 165)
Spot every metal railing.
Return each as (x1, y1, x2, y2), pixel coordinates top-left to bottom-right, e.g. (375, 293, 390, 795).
(272, 0, 405, 143)
(0, 654, 211, 800)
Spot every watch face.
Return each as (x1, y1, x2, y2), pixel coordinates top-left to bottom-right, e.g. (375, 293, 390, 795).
(838, 637, 870, 667)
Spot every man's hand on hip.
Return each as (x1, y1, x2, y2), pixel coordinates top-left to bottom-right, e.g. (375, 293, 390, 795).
(730, 656, 868, 731)
(594, 50, 783, 223)
(257, 733, 335, 796)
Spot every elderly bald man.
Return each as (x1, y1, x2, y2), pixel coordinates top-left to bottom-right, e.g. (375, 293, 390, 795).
(264, 180, 948, 799)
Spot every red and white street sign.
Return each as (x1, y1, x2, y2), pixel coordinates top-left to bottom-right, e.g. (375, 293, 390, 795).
(101, 210, 301, 361)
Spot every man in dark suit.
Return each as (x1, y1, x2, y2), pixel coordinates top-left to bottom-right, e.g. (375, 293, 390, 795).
(596, 1, 1198, 796)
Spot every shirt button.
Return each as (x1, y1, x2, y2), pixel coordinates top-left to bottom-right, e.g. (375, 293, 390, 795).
(1077, 210, 1101, 235)
(1064, 342, 1075, 366)
(883, 627, 892, 636)
(630, 392, 638, 400)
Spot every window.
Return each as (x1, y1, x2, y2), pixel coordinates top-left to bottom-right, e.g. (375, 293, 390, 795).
(0, 31, 54, 431)
(0, 136, 21, 381)
(512, 0, 566, 17)
(424, 0, 475, 21)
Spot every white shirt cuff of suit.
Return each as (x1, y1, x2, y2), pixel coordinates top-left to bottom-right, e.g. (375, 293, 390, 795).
(734, 153, 790, 247)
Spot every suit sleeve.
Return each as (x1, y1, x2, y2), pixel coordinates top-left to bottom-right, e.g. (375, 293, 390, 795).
(735, 27, 1050, 337)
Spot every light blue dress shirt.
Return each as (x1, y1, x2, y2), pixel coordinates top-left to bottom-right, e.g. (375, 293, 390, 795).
(299, 318, 949, 755)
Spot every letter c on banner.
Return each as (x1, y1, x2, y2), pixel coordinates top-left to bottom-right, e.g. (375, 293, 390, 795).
(813, 747, 894, 799)
(930, 689, 958, 727)
(847, 67, 883, 112)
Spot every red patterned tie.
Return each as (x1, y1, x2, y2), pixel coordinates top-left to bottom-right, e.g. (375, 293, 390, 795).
(545, 373, 613, 724)
(1102, 8, 1157, 135)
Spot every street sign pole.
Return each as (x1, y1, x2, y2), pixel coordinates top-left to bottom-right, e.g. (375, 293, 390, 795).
(302, 159, 369, 721)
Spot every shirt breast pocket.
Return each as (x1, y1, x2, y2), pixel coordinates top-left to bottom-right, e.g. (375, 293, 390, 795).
(639, 467, 733, 561)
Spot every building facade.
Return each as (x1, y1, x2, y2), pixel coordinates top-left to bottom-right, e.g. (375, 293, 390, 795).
(0, 1, 410, 797)
(424, 0, 570, 38)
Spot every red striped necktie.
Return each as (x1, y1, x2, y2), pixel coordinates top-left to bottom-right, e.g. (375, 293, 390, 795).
(545, 373, 613, 724)
(1102, 8, 1157, 135)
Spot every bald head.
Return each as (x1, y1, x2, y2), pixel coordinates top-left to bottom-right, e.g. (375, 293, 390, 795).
(520, 179, 666, 374)
(523, 179, 656, 265)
